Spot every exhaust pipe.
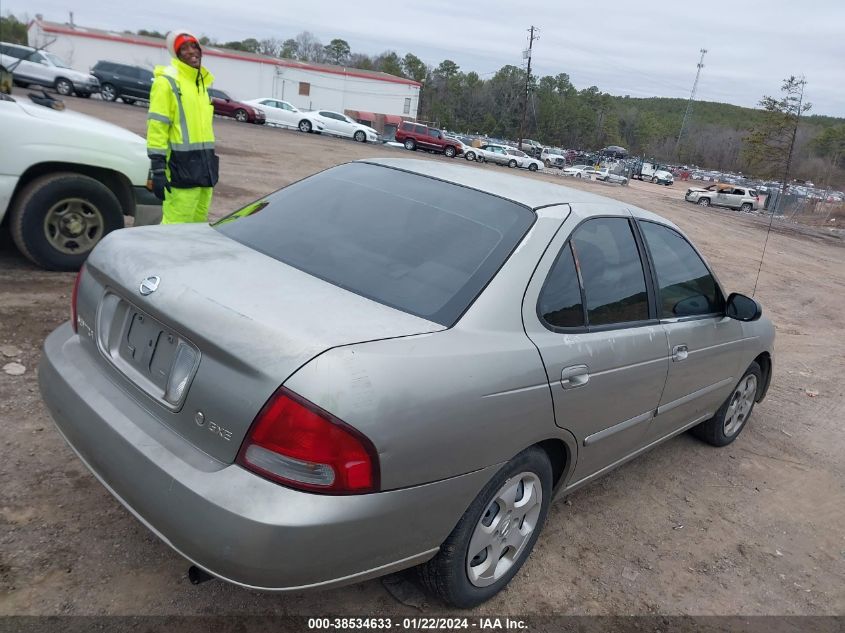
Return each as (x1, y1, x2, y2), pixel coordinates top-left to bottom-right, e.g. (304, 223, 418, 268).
(188, 565, 215, 585)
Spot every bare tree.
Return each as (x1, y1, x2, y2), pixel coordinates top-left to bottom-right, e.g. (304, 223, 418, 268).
(258, 38, 283, 57)
(295, 31, 325, 63)
(743, 76, 811, 209)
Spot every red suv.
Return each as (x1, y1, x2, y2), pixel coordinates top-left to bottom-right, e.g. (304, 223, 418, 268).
(395, 121, 462, 158)
(208, 88, 265, 124)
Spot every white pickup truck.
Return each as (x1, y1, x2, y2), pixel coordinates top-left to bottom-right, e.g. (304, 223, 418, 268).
(0, 92, 161, 270)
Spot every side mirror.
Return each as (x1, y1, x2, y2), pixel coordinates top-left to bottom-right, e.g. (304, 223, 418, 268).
(726, 293, 762, 322)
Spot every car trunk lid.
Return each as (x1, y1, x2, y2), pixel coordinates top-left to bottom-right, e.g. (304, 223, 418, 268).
(80, 224, 444, 463)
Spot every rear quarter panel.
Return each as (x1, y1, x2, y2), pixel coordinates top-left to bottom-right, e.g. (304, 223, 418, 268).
(284, 206, 579, 491)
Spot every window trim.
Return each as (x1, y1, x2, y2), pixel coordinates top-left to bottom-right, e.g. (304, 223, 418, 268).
(536, 214, 659, 335)
(633, 219, 727, 323)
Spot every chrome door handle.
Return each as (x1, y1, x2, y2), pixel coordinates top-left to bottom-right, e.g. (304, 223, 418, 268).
(672, 344, 689, 362)
(561, 365, 590, 389)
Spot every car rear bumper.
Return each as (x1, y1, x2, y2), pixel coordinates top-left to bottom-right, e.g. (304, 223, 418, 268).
(39, 323, 498, 591)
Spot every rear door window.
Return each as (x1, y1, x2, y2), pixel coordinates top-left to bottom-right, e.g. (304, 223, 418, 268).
(571, 217, 650, 326)
(414, 125, 427, 134)
(538, 243, 585, 329)
(214, 162, 535, 326)
(639, 221, 724, 318)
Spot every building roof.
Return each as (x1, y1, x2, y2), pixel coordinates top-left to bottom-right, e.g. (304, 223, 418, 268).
(30, 20, 421, 88)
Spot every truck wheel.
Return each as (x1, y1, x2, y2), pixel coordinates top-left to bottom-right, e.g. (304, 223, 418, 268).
(55, 78, 73, 96)
(10, 173, 124, 271)
(404, 139, 416, 151)
(651, 176, 658, 184)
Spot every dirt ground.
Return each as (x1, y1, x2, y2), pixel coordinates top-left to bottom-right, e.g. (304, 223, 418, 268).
(1, 93, 843, 617)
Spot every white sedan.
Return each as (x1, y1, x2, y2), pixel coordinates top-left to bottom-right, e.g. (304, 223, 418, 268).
(242, 98, 325, 133)
(562, 164, 591, 178)
(309, 110, 380, 143)
(505, 148, 544, 172)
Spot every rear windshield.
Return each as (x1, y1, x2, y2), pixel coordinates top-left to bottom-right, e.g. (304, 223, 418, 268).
(214, 162, 535, 326)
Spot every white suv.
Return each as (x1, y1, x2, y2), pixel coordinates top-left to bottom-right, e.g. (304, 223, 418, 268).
(685, 184, 760, 212)
(0, 42, 100, 97)
(0, 93, 160, 270)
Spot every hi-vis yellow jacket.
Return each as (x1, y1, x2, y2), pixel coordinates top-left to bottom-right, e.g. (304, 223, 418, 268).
(146, 57, 218, 188)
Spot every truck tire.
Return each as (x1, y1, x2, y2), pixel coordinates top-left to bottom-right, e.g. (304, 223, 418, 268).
(10, 172, 124, 271)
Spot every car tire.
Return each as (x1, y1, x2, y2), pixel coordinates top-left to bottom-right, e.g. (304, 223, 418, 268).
(740, 203, 753, 213)
(528, 163, 538, 172)
(444, 146, 457, 158)
(417, 446, 552, 608)
(234, 109, 248, 123)
(9, 172, 124, 271)
(100, 83, 117, 102)
(465, 151, 476, 161)
(298, 119, 312, 133)
(404, 139, 416, 151)
(698, 198, 711, 207)
(55, 78, 73, 96)
(691, 362, 762, 447)
(508, 159, 517, 168)
(354, 130, 367, 143)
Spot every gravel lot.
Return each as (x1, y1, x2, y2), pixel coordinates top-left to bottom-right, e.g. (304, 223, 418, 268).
(1, 93, 843, 617)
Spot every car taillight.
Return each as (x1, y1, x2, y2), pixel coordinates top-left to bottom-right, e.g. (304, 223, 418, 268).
(237, 387, 379, 494)
(71, 265, 84, 333)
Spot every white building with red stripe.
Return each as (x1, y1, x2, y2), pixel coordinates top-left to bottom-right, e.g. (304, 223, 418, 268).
(27, 19, 420, 134)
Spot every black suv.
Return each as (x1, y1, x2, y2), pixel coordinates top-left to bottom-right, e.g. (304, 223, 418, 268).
(91, 61, 153, 104)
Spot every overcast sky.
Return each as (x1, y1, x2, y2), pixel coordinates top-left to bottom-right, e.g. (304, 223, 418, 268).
(6, 0, 844, 116)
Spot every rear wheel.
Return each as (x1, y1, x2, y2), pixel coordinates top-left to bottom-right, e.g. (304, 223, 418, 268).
(444, 145, 457, 158)
(234, 109, 248, 123)
(508, 159, 517, 168)
(55, 78, 73, 96)
(740, 203, 753, 213)
(698, 197, 711, 207)
(298, 119, 312, 133)
(354, 130, 366, 143)
(404, 138, 416, 151)
(100, 82, 117, 102)
(417, 447, 552, 608)
(528, 163, 538, 172)
(9, 173, 124, 271)
(692, 363, 762, 446)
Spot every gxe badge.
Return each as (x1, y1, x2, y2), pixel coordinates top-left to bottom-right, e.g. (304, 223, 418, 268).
(139, 275, 160, 296)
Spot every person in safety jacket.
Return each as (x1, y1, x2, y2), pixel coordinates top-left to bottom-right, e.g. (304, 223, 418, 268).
(147, 30, 218, 224)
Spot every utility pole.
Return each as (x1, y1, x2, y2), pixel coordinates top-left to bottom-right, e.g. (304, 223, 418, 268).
(675, 48, 707, 159)
(518, 26, 538, 151)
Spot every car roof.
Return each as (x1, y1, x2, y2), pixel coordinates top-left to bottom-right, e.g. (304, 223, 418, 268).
(359, 158, 667, 218)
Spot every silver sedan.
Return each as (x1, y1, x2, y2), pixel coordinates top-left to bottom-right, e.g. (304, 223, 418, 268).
(39, 158, 774, 607)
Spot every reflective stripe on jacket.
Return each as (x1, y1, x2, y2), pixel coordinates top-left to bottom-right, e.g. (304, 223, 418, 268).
(147, 57, 218, 188)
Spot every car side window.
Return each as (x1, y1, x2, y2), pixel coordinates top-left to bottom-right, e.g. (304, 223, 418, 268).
(538, 242, 585, 328)
(414, 125, 427, 134)
(571, 217, 650, 326)
(639, 221, 724, 318)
